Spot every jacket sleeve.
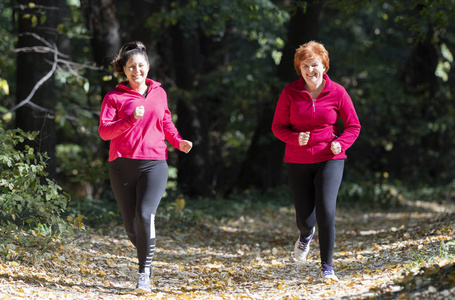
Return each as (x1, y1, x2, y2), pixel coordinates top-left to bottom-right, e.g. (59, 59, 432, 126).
(271, 87, 300, 146)
(98, 95, 138, 141)
(336, 90, 361, 150)
(162, 105, 183, 149)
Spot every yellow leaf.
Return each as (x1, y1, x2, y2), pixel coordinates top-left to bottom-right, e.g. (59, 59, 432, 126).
(443, 226, 452, 232)
(0, 79, 9, 95)
(73, 286, 84, 292)
(175, 197, 185, 210)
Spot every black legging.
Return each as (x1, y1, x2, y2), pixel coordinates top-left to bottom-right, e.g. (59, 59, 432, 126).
(109, 158, 168, 273)
(287, 159, 345, 266)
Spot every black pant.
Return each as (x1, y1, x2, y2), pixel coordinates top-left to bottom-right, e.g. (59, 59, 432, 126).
(109, 158, 168, 273)
(287, 159, 345, 266)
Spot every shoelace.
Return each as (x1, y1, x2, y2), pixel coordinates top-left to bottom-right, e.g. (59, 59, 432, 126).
(297, 240, 310, 251)
(323, 269, 334, 276)
(138, 273, 149, 282)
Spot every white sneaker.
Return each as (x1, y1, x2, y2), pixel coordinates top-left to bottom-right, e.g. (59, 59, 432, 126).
(322, 264, 339, 282)
(293, 227, 315, 261)
(135, 272, 152, 294)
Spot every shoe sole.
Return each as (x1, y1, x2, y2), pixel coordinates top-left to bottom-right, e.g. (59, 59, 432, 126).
(293, 255, 309, 262)
(322, 276, 339, 283)
(135, 287, 152, 294)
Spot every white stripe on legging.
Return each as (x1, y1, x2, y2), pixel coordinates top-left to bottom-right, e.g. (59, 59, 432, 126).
(150, 214, 155, 239)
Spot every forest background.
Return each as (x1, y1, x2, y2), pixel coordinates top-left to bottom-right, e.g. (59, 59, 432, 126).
(1, 0, 455, 298)
(1, 0, 455, 264)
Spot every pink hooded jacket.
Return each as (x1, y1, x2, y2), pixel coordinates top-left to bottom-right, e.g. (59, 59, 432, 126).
(99, 79, 182, 161)
(272, 74, 360, 164)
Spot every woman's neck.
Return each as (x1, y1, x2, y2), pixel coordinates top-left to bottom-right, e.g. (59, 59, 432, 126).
(128, 82, 148, 94)
(305, 79, 325, 98)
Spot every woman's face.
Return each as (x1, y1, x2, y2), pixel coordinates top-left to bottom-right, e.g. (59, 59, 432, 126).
(123, 54, 149, 86)
(300, 56, 326, 87)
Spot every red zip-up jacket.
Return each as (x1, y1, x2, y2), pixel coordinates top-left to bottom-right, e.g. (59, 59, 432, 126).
(272, 74, 360, 164)
(99, 79, 182, 162)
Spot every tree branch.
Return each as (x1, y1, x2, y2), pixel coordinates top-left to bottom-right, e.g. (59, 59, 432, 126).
(2, 42, 58, 117)
(1, 33, 104, 121)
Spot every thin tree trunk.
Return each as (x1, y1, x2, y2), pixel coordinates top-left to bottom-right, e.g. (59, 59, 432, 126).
(171, 25, 213, 197)
(236, 0, 324, 190)
(15, 0, 61, 179)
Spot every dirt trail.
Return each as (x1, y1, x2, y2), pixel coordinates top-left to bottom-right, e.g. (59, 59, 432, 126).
(1, 201, 454, 299)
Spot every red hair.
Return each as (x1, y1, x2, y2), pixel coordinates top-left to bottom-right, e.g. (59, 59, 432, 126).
(294, 41, 330, 76)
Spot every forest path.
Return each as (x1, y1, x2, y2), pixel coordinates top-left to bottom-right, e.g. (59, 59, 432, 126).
(1, 200, 454, 299)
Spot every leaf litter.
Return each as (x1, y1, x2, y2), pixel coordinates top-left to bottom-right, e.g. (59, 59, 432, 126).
(1, 201, 454, 299)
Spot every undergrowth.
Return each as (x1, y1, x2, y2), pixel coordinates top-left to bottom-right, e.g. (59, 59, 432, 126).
(0, 122, 82, 262)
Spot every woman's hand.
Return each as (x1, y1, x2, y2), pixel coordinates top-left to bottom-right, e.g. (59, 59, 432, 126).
(299, 131, 310, 146)
(331, 141, 341, 155)
(133, 105, 145, 119)
(179, 140, 193, 154)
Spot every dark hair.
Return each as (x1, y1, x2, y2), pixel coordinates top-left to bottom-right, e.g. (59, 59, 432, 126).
(112, 41, 149, 77)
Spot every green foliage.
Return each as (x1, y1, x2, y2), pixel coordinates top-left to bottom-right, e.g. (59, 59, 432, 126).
(158, 187, 291, 224)
(2, 0, 455, 203)
(0, 121, 84, 262)
(439, 240, 455, 260)
(148, 0, 289, 170)
(0, 0, 16, 115)
(0, 122, 70, 227)
(339, 181, 403, 209)
(320, 0, 455, 186)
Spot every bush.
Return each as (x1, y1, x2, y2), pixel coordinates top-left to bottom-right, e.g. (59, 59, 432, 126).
(0, 122, 70, 227)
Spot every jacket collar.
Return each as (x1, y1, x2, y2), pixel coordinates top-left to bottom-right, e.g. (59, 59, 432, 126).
(117, 78, 161, 93)
(295, 73, 334, 95)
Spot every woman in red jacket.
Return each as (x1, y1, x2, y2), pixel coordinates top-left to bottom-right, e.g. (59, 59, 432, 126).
(272, 41, 360, 282)
(99, 41, 192, 293)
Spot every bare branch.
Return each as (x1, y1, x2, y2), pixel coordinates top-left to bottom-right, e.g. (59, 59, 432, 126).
(1, 33, 104, 123)
(19, 32, 53, 48)
(15, 4, 59, 12)
(2, 43, 58, 116)
(16, 33, 69, 59)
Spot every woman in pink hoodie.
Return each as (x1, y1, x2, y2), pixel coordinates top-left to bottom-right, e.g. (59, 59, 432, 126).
(99, 41, 192, 293)
(272, 41, 360, 282)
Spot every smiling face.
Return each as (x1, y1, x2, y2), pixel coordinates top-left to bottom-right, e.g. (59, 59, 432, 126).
(300, 57, 326, 87)
(123, 54, 149, 88)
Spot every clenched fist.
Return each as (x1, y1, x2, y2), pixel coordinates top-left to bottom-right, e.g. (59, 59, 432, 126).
(331, 141, 341, 155)
(299, 131, 310, 146)
(179, 140, 193, 154)
(134, 105, 145, 119)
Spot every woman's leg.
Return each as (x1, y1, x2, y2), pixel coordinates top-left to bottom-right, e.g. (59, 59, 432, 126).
(109, 158, 138, 246)
(314, 159, 345, 266)
(135, 160, 168, 274)
(287, 163, 317, 237)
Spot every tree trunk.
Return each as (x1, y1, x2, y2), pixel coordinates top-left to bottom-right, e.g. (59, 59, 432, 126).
(15, 0, 61, 179)
(81, 0, 121, 86)
(399, 24, 445, 182)
(171, 25, 213, 197)
(236, 0, 324, 190)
